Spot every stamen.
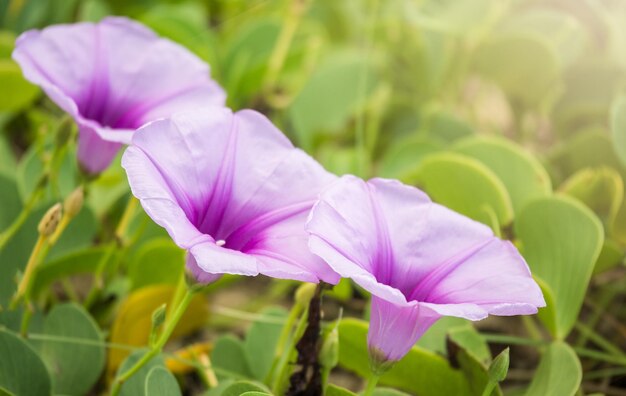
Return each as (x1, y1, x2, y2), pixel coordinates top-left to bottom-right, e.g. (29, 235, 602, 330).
(216, 239, 226, 247)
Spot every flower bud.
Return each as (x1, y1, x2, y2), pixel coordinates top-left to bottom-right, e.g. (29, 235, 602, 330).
(63, 186, 84, 218)
(38, 203, 62, 237)
(488, 347, 510, 383)
(295, 282, 317, 307)
(319, 325, 339, 369)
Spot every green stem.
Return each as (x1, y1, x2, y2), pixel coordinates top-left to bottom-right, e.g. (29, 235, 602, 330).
(266, 302, 303, 384)
(575, 322, 626, 359)
(0, 187, 44, 251)
(263, 0, 309, 96)
(110, 287, 196, 395)
(354, 0, 379, 177)
(10, 235, 46, 310)
(84, 197, 138, 308)
(521, 315, 543, 341)
(272, 306, 309, 395)
(363, 375, 380, 396)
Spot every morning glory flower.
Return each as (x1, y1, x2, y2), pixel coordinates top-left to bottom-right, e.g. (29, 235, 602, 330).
(122, 108, 340, 284)
(13, 17, 225, 174)
(306, 175, 545, 368)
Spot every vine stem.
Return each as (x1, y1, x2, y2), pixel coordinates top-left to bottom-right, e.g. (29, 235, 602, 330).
(110, 286, 197, 396)
(0, 186, 44, 251)
(84, 197, 138, 308)
(266, 301, 304, 384)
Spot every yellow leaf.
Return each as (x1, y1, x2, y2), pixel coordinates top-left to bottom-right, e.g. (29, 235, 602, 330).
(107, 284, 209, 376)
(166, 342, 213, 374)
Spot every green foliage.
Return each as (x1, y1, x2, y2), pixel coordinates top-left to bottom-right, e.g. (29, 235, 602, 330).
(338, 318, 473, 395)
(128, 239, 184, 290)
(220, 380, 271, 396)
(2, 1, 626, 394)
(39, 303, 105, 395)
(0, 329, 51, 396)
(453, 136, 552, 213)
(326, 384, 358, 396)
(243, 307, 287, 381)
(611, 94, 626, 167)
(144, 367, 182, 396)
(290, 51, 375, 149)
(0, 60, 39, 112)
(116, 350, 166, 396)
(412, 152, 514, 227)
(525, 342, 581, 396)
(516, 196, 604, 339)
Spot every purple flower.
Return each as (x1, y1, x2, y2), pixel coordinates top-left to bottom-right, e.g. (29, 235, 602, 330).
(122, 108, 340, 284)
(13, 17, 225, 174)
(306, 175, 545, 367)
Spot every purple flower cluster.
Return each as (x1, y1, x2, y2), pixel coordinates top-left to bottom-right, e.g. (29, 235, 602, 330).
(15, 17, 544, 366)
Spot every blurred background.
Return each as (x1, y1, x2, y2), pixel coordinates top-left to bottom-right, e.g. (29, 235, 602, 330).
(1, 0, 626, 395)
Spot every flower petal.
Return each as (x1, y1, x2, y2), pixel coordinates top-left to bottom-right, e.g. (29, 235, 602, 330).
(13, 17, 225, 174)
(185, 252, 222, 284)
(123, 108, 338, 282)
(368, 297, 441, 363)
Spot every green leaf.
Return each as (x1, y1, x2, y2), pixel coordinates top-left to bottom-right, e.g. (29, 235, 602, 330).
(221, 18, 280, 105)
(515, 196, 604, 339)
(0, 31, 15, 58)
(326, 384, 358, 396)
(140, 3, 217, 64)
(128, 238, 185, 290)
(32, 247, 107, 299)
(416, 316, 468, 354)
(412, 152, 514, 227)
(422, 109, 474, 142)
(525, 342, 581, 396)
(472, 33, 560, 105)
(611, 199, 626, 245)
(85, 153, 129, 216)
(406, 0, 499, 36)
(448, 327, 491, 365)
(487, 348, 510, 383)
(372, 388, 412, 396)
(500, 9, 587, 67)
(39, 303, 105, 395)
(447, 338, 502, 396)
(211, 335, 253, 379)
(289, 51, 375, 149)
(240, 392, 271, 396)
(117, 350, 166, 396)
(0, 134, 17, 177)
(243, 307, 287, 381)
(549, 128, 626, 183)
(338, 318, 472, 396)
(220, 380, 270, 396)
(380, 135, 444, 180)
(554, 62, 623, 131)
(144, 367, 182, 396)
(0, 329, 51, 396)
(611, 94, 626, 167)
(559, 167, 624, 227)
(0, 60, 39, 112)
(316, 145, 360, 176)
(16, 143, 78, 204)
(453, 136, 552, 213)
(0, 174, 22, 231)
(594, 239, 624, 274)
